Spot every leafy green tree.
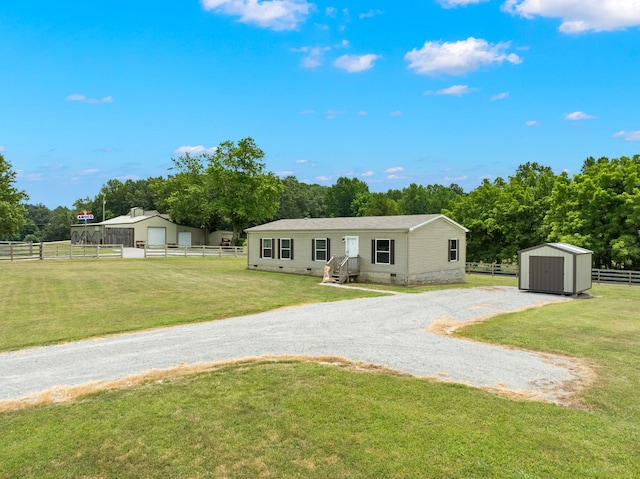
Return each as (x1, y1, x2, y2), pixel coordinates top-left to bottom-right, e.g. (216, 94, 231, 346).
(43, 206, 75, 241)
(275, 176, 328, 219)
(398, 183, 428, 215)
(497, 162, 557, 259)
(546, 155, 640, 268)
(325, 177, 369, 217)
(445, 178, 506, 262)
(0, 154, 28, 240)
(446, 163, 557, 263)
(207, 137, 283, 239)
(151, 154, 223, 240)
(353, 192, 400, 216)
(398, 183, 463, 215)
(20, 203, 51, 241)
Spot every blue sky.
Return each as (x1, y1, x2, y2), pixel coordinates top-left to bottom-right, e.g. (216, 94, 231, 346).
(2, 0, 640, 208)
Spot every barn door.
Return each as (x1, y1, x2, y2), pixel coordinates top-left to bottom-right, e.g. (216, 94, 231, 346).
(147, 227, 166, 246)
(529, 256, 564, 293)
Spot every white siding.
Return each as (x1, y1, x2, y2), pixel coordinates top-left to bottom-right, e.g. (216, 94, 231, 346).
(519, 244, 592, 294)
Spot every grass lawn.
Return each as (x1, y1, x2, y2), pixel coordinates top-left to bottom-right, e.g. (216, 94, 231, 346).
(1, 259, 639, 478)
(0, 257, 386, 351)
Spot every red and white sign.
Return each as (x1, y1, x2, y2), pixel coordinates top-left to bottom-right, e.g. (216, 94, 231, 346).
(77, 211, 94, 221)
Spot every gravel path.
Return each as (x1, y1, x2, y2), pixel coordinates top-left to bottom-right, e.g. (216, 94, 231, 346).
(0, 286, 583, 407)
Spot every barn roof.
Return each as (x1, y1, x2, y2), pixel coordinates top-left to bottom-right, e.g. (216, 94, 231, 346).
(245, 214, 468, 233)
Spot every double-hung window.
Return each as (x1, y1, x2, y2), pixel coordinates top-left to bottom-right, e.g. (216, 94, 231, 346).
(261, 238, 273, 259)
(372, 239, 394, 265)
(279, 238, 293, 260)
(448, 239, 459, 262)
(312, 238, 329, 262)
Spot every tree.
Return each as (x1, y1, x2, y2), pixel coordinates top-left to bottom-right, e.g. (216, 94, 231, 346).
(325, 177, 369, 217)
(398, 183, 428, 215)
(445, 162, 557, 263)
(546, 155, 640, 268)
(352, 192, 400, 216)
(398, 183, 463, 215)
(151, 154, 223, 241)
(207, 137, 283, 239)
(445, 178, 506, 262)
(275, 176, 328, 219)
(43, 206, 75, 241)
(0, 154, 28, 240)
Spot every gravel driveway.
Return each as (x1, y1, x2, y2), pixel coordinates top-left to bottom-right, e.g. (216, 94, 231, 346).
(0, 286, 585, 408)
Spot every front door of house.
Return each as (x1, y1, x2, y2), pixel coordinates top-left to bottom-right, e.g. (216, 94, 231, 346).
(344, 236, 359, 258)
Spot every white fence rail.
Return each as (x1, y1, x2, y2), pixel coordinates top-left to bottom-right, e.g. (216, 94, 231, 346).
(465, 262, 640, 286)
(143, 245, 246, 258)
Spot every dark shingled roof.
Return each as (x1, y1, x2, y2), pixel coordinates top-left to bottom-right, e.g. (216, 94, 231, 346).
(246, 214, 468, 233)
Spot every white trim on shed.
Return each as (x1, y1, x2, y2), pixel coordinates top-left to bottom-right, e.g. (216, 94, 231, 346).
(518, 243, 592, 295)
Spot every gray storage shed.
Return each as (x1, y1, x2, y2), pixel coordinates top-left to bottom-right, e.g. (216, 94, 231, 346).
(518, 243, 592, 295)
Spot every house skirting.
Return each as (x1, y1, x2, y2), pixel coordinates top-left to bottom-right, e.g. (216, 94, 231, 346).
(247, 264, 464, 285)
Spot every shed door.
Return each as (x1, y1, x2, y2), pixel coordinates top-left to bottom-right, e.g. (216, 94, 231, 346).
(147, 227, 166, 246)
(529, 256, 564, 293)
(178, 231, 192, 247)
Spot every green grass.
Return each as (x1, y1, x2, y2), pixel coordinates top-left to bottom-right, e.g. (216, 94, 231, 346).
(0, 257, 385, 351)
(1, 260, 639, 477)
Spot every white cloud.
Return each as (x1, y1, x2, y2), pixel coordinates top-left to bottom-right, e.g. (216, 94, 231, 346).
(358, 111, 368, 116)
(201, 0, 314, 31)
(389, 110, 403, 116)
(326, 6, 336, 16)
(439, 0, 489, 8)
(299, 109, 315, 115)
(526, 120, 541, 127)
(491, 91, 509, 101)
(424, 84, 476, 96)
(359, 9, 382, 19)
(292, 45, 330, 68)
(563, 111, 596, 120)
(502, 0, 640, 33)
(613, 130, 640, 141)
(405, 37, 521, 76)
(316, 175, 331, 182)
(80, 169, 101, 176)
(296, 159, 308, 164)
(325, 109, 345, 119)
(361, 171, 375, 177)
(277, 170, 295, 176)
(66, 94, 114, 104)
(173, 145, 218, 155)
(334, 54, 381, 72)
(385, 167, 404, 174)
(0, 146, 5, 152)
(444, 175, 469, 182)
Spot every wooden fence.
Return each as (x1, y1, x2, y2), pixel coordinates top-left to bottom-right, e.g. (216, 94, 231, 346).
(142, 244, 246, 258)
(0, 242, 124, 260)
(465, 262, 640, 286)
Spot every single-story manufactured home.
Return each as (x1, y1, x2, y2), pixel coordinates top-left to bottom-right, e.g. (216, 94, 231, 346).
(71, 207, 233, 247)
(245, 214, 468, 285)
(518, 242, 593, 295)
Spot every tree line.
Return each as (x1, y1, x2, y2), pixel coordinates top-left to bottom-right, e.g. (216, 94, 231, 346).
(2, 143, 639, 269)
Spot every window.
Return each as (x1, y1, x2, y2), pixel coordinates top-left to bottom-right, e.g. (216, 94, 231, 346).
(279, 238, 293, 260)
(448, 239, 459, 262)
(312, 238, 330, 262)
(261, 238, 273, 258)
(372, 239, 395, 265)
